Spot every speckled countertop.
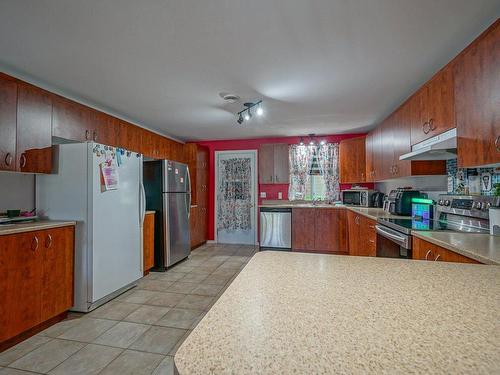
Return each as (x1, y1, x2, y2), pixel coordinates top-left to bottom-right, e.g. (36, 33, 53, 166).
(175, 252, 499, 374)
(412, 231, 500, 265)
(259, 202, 410, 219)
(0, 220, 76, 236)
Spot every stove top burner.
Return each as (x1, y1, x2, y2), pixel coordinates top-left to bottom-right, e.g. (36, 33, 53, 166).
(377, 217, 489, 235)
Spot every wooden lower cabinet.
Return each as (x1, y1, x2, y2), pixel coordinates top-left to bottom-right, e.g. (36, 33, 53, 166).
(412, 237, 480, 264)
(0, 226, 75, 345)
(292, 208, 348, 254)
(190, 206, 208, 249)
(143, 212, 155, 273)
(347, 211, 376, 257)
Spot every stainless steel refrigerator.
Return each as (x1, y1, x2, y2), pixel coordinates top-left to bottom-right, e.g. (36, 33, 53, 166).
(143, 160, 191, 270)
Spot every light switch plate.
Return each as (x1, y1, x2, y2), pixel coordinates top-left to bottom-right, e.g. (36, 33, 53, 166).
(278, 192, 283, 200)
(260, 192, 266, 198)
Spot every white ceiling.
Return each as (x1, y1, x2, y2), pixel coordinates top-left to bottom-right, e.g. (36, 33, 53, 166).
(1, 1, 499, 141)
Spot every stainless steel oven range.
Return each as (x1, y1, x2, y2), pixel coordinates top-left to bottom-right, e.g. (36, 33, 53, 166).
(375, 194, 499, 259)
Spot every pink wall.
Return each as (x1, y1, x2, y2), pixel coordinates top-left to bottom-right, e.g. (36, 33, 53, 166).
(194, 134, 373, 240)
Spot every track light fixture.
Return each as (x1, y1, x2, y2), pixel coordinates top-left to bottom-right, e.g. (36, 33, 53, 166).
(236, 100, 263, 124)
(297, 134, 327, 146)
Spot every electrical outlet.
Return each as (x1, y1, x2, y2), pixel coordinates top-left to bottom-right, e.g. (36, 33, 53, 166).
(260, 192, 266, 198)
(278, 192, 283, 200)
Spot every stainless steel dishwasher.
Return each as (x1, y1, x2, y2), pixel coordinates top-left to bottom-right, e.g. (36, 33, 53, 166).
(259, 207, 292, 250)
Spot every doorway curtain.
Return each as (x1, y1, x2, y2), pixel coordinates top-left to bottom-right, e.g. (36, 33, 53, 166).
(217, 157, 252, 231)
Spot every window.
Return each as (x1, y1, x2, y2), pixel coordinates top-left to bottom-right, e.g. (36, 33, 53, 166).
(304, 149, 326, 201)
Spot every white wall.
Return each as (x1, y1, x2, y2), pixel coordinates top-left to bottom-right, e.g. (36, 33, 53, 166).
(0, 172, 35, 211)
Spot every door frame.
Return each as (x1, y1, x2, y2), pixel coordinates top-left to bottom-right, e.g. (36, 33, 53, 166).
(214, 150, 258, 245)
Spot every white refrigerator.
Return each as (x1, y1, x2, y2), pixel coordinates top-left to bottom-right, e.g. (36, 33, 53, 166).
(36, 142, 145, 312)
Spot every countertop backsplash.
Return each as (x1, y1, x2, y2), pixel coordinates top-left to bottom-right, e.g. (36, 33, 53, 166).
(446, 159, 500, 196)
(0, 172, 35, 212)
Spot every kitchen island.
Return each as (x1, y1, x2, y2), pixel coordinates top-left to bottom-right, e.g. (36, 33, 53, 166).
(175, 251, 499, 374)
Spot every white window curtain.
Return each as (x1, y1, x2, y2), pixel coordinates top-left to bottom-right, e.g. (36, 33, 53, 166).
(288, 143, 340, 202)
(288, 145, 313, 201)
(317, 143, 340, 202)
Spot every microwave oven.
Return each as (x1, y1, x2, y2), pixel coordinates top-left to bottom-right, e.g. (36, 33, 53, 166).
(341, 189, 375, 207)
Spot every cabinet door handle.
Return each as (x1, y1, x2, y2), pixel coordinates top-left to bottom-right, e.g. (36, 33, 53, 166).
(4, 152, 13, 166)
(31, 236, 39, 251)
(428, 118, 436, 131)
(369, 225, 375, 229)
(495, 135, 500, 151)
(422, 121, 430, 134)
(85, 129, 90, 140)
(369, 239, 375, 243)
(45, 234, 53, 249)
(270, 175, 273, 182)
(275, 175, 278, 182)
(20, 153, 27, 168)
(425, 250, 432, 260)
(93, 131, 98, 142)
(434, 254, 441, 261)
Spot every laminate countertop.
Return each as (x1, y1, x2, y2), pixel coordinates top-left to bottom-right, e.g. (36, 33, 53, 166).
(0, 220, 76, 236)
(175, 251, 500, 374)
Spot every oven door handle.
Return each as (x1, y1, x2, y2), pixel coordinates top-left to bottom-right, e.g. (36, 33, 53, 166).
(375, 225, 410, 248)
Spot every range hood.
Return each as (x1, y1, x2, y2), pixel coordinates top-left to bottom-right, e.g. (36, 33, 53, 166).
(399, 128, 457, 161)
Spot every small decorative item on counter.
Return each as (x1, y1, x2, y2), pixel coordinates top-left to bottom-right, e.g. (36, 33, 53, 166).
(6, 209, 21, 218)
(468, 171, 481, 195)
(447, 175, 455, 194)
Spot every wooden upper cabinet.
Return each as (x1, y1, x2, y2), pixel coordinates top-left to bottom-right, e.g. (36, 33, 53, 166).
(454, 20, 500, 167)
(0, 75, 17, 171)
(411, 65, 455, 145)
(16, 84, 53, 173)
(52, 96, 93, 142)
(258, 143, 289, 184)
(339, 136, 366, 183)
(93, 112, 119, 147)
(259, 144, 274, 184)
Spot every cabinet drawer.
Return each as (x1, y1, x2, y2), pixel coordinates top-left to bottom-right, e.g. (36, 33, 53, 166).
(412, 237, 480, 264)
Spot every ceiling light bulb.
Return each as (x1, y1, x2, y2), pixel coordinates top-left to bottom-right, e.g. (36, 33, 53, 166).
(256, 105, 263, 116)
(299, 137, 304, 146)
(244, 112, 250, 121)
(309, 140, 315, 146)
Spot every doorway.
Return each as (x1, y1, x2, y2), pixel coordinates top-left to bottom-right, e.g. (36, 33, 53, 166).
(215, 150, 257, 245)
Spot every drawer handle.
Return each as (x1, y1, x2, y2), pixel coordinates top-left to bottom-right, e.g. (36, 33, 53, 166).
(20, 153, 27, 168)
(425, 250, 432, 260)
(31, 236, 39, 251)
(495, 135, 500, 152)
(4, 152, 13, 166)
(428, 118, 436, 131)
(434, 254, 441, 261)
(422, 121, 430, 134)
(45, 234, 53, 249)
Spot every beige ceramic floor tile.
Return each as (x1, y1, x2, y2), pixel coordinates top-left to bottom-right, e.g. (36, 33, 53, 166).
(178, 273, 208, 284)
(175, 295, 214, 311)
(38, 317, 83, 338)
(99, 350, 164, 375)
(190, 283, 224, 297)
(155, 272, 186, 282)
(166, 281, 199, 294)
(123, 305, 170, 325)
(0, 336, 52, 366)
(129, 327, 186, 355)
(87, 301, 140, 320)
(8, 339, 84, 373)
(146, 292, 186, 307)
(93, 322, 151, 348)
(120, 290, 160, 304)
(136, 279, 174, 292)
(203, 274, 232, 285)
(156, 308, 203, 330)
(151, 355, 174, 375)
(168, 330, 192, 355)
(0, 368, 40, 374)
(58, 318, 118, 343)
(48, 344, 122, 375)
